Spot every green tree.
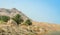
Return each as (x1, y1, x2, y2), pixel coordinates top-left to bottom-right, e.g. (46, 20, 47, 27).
(0, 16, 10, 22)
(25, 19, 32, 25)
(12, 14, 23, 25)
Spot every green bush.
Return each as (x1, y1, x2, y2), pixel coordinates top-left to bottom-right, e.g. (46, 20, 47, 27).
(24, 19, 32, 25)
(12, 14, 23, 25)
(0, 16, 10, 22)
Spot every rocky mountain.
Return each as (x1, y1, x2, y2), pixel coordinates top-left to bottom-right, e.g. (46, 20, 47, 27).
(0, 8, 60, 35)
(0, 8, 29, 21)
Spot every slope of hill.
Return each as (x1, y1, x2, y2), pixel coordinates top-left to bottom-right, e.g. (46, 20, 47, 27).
(32, 22, 60, 31)
(0, 8, 60, 35)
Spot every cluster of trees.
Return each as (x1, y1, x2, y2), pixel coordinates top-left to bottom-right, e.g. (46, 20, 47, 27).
(24, 19, 32, 25)
(0, 16, 10, 22)
(0, 14, 32, 25)
(12, 14, 23, 25)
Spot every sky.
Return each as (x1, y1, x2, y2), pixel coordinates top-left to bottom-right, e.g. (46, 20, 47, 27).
(0, 0, 60, 24)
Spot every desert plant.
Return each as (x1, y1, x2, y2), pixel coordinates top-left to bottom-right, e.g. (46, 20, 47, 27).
(12, 14, 23, 25)
(0, 16, 10, 22)
(24, 19, 32, 25)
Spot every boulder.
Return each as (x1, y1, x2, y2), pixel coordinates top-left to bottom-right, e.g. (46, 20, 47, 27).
(7, 19, 17, 26)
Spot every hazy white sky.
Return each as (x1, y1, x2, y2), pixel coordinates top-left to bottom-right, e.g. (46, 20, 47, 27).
(0, 0, 60, 24)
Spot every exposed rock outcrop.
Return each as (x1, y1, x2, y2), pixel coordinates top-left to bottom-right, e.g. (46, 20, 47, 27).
(0, 8, 29, 21)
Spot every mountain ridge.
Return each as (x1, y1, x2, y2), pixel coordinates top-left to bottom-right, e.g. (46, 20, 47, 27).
(0, 8, 29, 21)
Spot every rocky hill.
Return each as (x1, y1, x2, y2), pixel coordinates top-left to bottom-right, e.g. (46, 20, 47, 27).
(0, 8, 60, 35)
(0, 8, 29, 21)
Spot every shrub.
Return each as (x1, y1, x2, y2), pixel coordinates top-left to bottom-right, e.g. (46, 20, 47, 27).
(12, 14, 23, 25)
(0, 16, 10, 22)
(24, 19, 32, 25)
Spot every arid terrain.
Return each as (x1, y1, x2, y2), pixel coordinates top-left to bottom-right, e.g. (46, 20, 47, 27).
(0, 8, 60, 35)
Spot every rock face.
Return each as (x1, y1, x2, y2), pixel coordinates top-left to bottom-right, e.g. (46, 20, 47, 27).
(0, 8, 29, 21)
